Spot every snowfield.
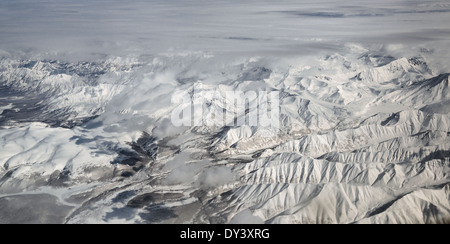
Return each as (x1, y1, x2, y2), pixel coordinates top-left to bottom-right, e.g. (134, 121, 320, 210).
(0, 0, 449, 224)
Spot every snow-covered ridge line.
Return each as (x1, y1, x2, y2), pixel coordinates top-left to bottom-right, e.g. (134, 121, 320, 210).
(0, 51, 449, 224)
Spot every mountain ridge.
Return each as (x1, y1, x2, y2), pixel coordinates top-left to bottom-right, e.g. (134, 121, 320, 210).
(0, 52, 449, 224)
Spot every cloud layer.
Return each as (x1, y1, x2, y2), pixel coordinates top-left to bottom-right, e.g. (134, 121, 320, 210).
(1, 0, 449, 67)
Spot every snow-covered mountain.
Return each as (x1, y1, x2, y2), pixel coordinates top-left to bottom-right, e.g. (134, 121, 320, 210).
(0, 47, 448, 224)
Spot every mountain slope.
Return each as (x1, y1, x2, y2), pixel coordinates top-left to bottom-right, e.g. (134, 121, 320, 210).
(0, 51, 449, 224)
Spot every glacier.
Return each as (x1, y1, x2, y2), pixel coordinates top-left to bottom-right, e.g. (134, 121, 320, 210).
(0, 0, 449, 224)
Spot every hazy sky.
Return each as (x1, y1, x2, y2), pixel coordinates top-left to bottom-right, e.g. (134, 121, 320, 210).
(0, 0, 449, 63)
